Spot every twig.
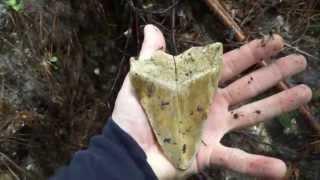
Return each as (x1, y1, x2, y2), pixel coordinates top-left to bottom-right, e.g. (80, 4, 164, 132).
(107, 22, 132, 100)
(128, 0, 181, 15)
(171, 0, 178, 54)
(7, 165, 21, 180)
(204, 0, 320, 133)
(284, 42, 319, 61)
(1, 77, 4, 100)
(203, 0, 246, 42)
(0, 152, 26, 177)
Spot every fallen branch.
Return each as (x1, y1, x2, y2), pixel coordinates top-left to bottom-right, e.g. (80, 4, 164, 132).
(203, 0, 246, 42)
(284, 42, 319, 61)
(204, 0, 320, 133)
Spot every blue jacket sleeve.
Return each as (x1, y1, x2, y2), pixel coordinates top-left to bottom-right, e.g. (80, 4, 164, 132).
(50, 119, 157, 180)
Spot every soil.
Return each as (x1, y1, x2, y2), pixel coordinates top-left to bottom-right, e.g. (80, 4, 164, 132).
(0, 0, 319, 179)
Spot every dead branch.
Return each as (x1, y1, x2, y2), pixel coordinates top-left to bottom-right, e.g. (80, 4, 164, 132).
(203, 0, 246, 42)
(284, 42, 319, 61)
(171, 0, 178, 54)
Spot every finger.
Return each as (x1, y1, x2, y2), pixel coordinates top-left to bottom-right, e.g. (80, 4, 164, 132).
(221, 35, 284, 82)
(228, 85, 312, 130)
(139, 24, 166, 60)
(210, 145, 287, 179)
(125, 24, 165, 94)
(202, 91, 230, 140)
(223, 54, 307, 105)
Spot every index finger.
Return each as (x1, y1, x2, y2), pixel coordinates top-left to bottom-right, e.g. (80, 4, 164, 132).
(220, 35, 284, 82)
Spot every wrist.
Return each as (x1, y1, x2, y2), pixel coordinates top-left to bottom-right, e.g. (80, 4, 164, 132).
(146, 147, 177, 179)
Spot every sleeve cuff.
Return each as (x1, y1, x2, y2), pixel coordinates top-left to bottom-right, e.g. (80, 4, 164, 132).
(102, 119, 157, 179)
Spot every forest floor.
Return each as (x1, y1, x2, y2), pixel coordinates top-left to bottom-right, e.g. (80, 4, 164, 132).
(0, 0, 319, 179)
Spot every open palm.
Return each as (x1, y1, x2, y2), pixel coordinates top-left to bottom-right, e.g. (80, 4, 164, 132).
(112, 25, 311, 179)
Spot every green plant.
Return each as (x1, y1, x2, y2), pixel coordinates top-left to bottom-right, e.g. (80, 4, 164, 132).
(5, 0, 23, 12)
(277, 111, 299, 129)
(49, 56, 59, 70)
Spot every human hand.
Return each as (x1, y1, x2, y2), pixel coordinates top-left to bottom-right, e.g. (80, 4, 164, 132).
(112, 24, 312, 179)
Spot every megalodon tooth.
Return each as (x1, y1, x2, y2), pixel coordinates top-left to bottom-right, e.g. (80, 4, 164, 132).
(130, 43, 223, 170)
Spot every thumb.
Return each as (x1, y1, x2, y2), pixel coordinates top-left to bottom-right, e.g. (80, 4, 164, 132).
(116, 24, 166, 96)
(113, 24, 166, 127)
(139, 24, 166, 60)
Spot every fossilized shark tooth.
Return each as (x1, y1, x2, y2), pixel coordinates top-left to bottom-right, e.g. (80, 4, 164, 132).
(129, 43, 223, 170)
